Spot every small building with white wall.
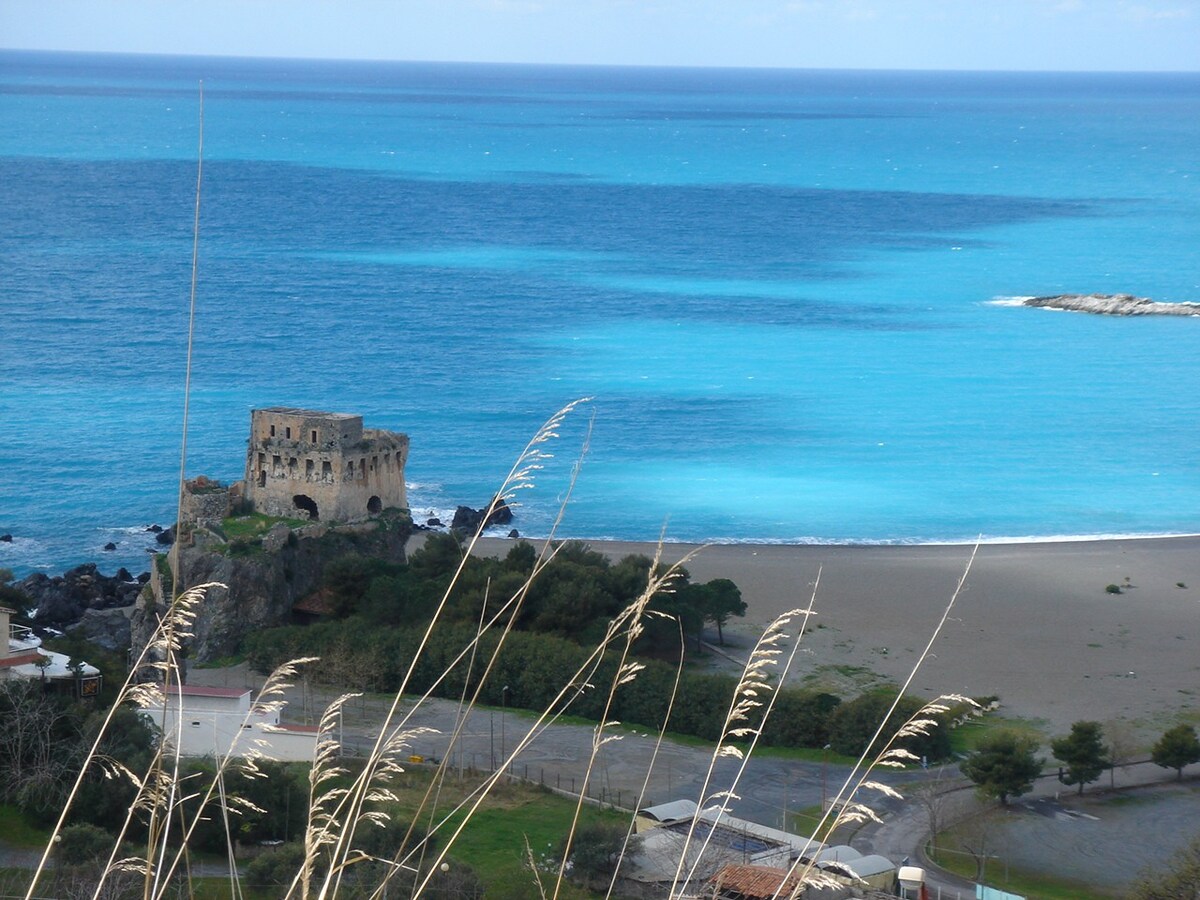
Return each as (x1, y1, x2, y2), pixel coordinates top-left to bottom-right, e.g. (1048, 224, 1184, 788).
(142, 683, 318, 762)
(628, 800, 828, 886)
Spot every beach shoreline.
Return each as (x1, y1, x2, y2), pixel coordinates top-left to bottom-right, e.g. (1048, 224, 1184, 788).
(467, 533, 1200, 737)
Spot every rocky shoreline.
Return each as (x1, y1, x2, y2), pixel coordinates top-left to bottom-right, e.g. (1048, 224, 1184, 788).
(1016, 293, 1200, 316)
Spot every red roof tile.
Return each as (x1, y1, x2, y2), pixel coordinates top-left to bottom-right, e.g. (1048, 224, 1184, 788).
(710, 863, 803, 899)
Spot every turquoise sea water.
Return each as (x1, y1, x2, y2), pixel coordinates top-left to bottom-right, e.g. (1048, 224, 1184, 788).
(1, 52, 1198, 576)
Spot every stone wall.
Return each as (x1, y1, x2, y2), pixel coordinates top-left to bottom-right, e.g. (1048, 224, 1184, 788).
(181, 476, 241, 528)
(242, 407, 409, 523)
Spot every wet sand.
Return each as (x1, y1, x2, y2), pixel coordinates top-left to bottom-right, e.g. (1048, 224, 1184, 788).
(470, 535, 1200, 736)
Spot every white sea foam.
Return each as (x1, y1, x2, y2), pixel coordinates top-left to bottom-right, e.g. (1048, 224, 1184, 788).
(478, 531, 1200, 548)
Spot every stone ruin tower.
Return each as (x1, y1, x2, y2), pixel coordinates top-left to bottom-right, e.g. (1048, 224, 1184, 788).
(243, 407, 409, 523)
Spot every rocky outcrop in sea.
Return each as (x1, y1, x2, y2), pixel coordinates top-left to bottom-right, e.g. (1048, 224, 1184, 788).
(18, 564, 149, 627)
(131, 515, 412, 663)
(1014, 293, 1200, 316)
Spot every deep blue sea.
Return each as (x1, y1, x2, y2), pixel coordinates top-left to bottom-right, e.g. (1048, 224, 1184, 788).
(2, 51, 1198, 577)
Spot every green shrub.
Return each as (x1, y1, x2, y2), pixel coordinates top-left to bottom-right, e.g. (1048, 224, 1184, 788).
(57, 823, 113, 865)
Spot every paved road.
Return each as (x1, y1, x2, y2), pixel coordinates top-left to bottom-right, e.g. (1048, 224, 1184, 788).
(190, 662, 870, 828)
(190, 663, 1200, 896)
(854, 762, 1200, 898)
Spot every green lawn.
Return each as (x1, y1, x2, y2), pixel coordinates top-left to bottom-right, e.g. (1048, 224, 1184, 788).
(948, 714, 1048, 756)
(220, 513, 307, 540)
(0, 804, 47, 848)
(930, 821, 1121, 899)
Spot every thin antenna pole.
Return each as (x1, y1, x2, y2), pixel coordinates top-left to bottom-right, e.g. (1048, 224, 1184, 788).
(169, 81, 203, 603)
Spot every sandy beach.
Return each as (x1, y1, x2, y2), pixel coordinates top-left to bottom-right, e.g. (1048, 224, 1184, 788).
(469, 535, 1200, 738)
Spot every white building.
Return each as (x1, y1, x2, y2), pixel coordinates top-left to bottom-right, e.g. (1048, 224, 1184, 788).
(0, 606, 102, 698)
(142, 683, 319, 762)
(628, 799, 828, 885)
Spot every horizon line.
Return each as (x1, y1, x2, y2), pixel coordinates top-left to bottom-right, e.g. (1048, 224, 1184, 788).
(3, 46, 1199, 77)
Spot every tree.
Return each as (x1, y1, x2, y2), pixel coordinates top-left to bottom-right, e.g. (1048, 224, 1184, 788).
(961, 730, 1044, 805)
(909, 764, 956, 853)
(1051, 720, 1109, 794)
(1130, 832, 1200, 900)
(1104, 718, 1140, 788)
(57, 823, 113, 866)
(697, 578, 746, 646)
(953, 806, 1005, 882)
(561, 823, 638, 883)
(0, 680, 85, 822)
(828, 690, 951, 762)
(1151, 724, 1200, 780)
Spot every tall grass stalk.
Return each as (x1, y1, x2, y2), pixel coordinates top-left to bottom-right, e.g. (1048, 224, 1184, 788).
(668, 569, 821, 897)
(767, 541, 982, 899)
(26, 396, 985, 900)
(305, 403, 594, 898)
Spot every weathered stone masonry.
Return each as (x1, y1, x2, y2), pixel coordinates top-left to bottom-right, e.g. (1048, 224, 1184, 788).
(242, 407, 408, 523)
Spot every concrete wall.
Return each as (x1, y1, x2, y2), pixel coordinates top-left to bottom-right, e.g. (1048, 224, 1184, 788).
(243, 407, 409, 523)
(144, 697, 318, 762)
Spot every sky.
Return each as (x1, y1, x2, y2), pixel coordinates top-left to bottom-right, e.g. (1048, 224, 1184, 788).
(1, 0, 1198, 72)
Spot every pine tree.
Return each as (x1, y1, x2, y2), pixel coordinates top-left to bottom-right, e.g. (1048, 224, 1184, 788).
(1051, 721, 1109, 794)
(1151, 724, 1200, 780)
(961, 730, 1043, 805)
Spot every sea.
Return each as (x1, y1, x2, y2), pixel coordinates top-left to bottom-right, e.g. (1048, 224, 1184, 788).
(1, 50, 1198, 579)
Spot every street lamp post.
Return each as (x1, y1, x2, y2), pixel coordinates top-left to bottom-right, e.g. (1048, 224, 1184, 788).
(501, 685, 510, 771)
(821, 744, 831, 812)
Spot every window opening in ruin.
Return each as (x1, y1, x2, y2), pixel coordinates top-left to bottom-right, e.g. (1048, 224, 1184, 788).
(311, 430, 317, 443)
(384, 452, 391, 469)
(306, 459, 315, 478)
(272, 455, 282, 475)
(360, 458, 366, 478)
(371, 456, 377, 472)
(286, 427, 292, 439)
(258, 471, 266, 487)
(288, 457, 298, 476)
(367, 495, 382, 515)
(292, 494, 319, 520)
(347, 460, 354, 478)
(270, 425, 276, 437)
(322, 460, 332, 481)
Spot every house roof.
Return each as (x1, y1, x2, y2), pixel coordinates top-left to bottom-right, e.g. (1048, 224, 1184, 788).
(815, 844, 862, 863)
(710, 863, 802, 899)
(258, 407, 358, 420)
(0, 650, 43, 668)
(843, 854, 896, 879)
(639, 799, 698, 823)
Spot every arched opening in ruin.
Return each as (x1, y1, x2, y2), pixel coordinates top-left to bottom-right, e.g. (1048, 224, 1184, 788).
(292, 494, 320, 520)
(367, 495, 382, 515)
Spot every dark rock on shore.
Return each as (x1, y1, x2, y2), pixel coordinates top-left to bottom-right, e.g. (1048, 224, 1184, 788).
(450, 498, 514, 534)
(70, 607, 132, 653)
(17, 563, 149, 630)
(103, 542, 117, 551)
(0, 533, 12, 543)
(155, 525, 176, 545)
(132, 519, 412, 662)
(1022, 293, 1200, 316)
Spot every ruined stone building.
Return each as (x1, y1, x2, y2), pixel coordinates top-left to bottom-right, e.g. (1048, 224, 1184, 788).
(243, 407, 409, 523)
